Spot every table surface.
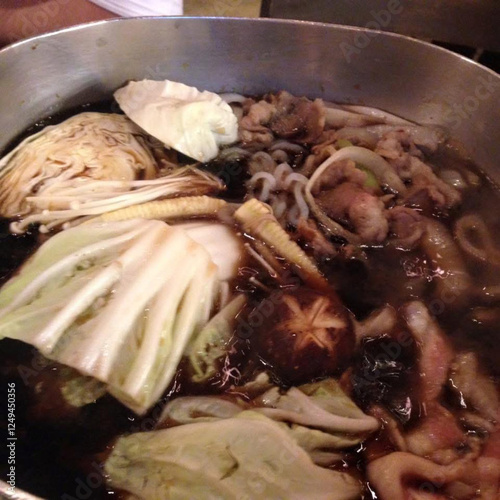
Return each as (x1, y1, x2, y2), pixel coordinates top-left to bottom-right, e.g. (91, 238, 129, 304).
(184, 0, 262, 18)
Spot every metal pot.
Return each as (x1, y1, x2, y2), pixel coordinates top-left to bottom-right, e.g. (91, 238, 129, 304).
(0, 17, 498, 499)
(1, 17, 499, 183)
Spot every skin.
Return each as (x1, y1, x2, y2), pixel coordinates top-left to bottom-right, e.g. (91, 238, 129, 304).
(0, 0, 115, 48)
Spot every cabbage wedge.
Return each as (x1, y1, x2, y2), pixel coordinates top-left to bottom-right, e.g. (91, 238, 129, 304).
(0, 219, 226, 414)
(0, 113, 157, 219)
(105, 412, 361, 500)
(0, 112, 223, 233)
(114, 79, 238, 162)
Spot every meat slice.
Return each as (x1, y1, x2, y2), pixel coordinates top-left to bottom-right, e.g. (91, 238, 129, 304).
(369, 303, 473, 464)
(370, 403, 471, 466)
(388, 206, 425, 249)
(317, 182, 389, 243)
(478, 457, 500, 500)
(402, 301, 455, 405)
(375, 130, 461, 210)
(239, 99, 276, 144)
(295, 217, 337, 256)
(376, 129, 424, 161)
(404, 403, 473, 465)
(313, 158, 367, 192)
(239, 91, 326, 145)
(268, 91, 326, 144)
(403, 158, 462, 212)
(478, 414, 500, 499)
(367, 452, 479, 500)
(449, 352, 500, 424)
(241, 100, 275, 128)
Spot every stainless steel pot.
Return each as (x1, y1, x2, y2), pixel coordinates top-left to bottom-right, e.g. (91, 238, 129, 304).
(0, 17, 499, 499)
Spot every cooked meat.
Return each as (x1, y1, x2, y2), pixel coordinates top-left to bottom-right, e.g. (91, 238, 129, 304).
(403, 301, 455, 404)
(239, 91, 326, 145)
(404, 403, 472, 465)
(367, 452, 479, 500)
(268, 91, 325, 144)
(375, 129, 424, 160)
(317, 182, 389, 243)
(376, 131, 461, 210)
(239, 99, 276, 144)
(313, 159, 367, 192)
(388, 206, 424, 248)
(449, 352, 499, 423)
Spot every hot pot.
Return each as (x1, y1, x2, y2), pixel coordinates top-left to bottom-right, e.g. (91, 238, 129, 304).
(0, 17, 499, 499)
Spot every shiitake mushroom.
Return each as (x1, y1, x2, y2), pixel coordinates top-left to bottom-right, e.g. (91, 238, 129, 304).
(250, 287, 354, 384)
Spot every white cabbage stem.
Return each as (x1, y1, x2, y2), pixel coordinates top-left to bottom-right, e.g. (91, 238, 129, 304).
(257, 387, 379, 434)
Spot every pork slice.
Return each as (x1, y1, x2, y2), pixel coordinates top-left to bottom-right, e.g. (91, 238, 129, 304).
(317, 182, 389, 243)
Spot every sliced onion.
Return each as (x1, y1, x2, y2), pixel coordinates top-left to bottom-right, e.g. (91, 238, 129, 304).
(335, 127, 378, 149)
(308, 146, 406, 195)
(340, 104, 414, 126)
(324, 106, 382, 128)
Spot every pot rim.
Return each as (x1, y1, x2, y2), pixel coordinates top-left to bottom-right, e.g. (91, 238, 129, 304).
(0, 16, 498, 80)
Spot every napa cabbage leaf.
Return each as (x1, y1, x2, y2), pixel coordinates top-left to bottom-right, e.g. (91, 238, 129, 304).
(187, 294, 247, 382)
(105, 411, 361, 500)
(158, 378, 379, 466)
(0, 219, 239, 414)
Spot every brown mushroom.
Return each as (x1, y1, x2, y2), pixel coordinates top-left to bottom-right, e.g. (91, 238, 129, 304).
(253, 288, 354, 383)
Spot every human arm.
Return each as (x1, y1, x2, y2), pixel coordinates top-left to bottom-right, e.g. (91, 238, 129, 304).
(0, 0, 115, 48)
